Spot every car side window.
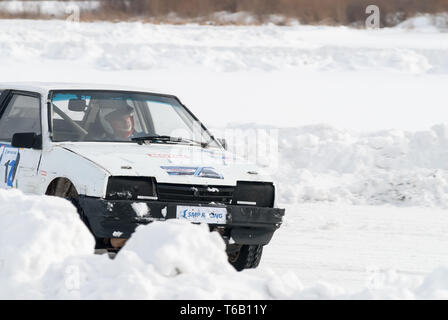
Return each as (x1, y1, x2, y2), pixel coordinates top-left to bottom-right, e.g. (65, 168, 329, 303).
(0, 94, 41, 142)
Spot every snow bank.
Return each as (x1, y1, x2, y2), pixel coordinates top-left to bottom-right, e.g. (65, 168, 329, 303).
(0, 189, 94, 298)
(349, 268, 448, 299)
(396, 13, 448, 31)
(0, 19, 447, 74)
(2, 188, 448, 299)
(225, 123, 448, 208)
(0, 189, 299, 299)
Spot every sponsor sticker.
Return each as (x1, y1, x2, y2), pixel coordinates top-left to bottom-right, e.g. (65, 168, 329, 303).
(161, 166, 224, 179)
(0, 145, 20, 188)
(176, 206, 227, 224)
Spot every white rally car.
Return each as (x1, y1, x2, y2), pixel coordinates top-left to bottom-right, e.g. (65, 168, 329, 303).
(0, 83, 284, 270)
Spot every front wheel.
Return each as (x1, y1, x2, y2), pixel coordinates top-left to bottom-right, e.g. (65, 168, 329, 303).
(227, 244, 263, 271)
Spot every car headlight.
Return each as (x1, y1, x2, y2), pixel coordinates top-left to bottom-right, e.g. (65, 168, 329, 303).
(106, 176, 157, 200)
(232, 181, 275, 207)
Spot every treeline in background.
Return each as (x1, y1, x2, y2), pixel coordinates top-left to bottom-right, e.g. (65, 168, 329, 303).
(98, 0, 448, 25)
(1, 0, 448, 26)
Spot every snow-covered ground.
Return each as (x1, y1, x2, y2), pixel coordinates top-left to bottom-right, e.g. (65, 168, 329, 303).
(1, 19, 448, 131)
(262, 204, 448, 292)
(1, 18, 448, 299)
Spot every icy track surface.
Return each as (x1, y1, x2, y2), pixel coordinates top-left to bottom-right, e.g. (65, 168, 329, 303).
(1, 18, 448, 298)
(262, 203, 448, 294)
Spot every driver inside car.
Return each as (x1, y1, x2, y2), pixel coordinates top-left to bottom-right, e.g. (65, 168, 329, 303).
(96, 100, 142, 141)
(105, 105, 135, 139)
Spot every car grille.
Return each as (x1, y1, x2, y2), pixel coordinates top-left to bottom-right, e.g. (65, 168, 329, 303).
(156, 183, 235, 205)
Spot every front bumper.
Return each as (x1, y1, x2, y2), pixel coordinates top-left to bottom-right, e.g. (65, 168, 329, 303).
(77, 196, 285, 246)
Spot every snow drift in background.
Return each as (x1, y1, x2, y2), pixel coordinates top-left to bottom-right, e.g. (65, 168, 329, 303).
(1, 19, 448, 74)
(396, 13, 448, 31)
(224, 123, 448, 208)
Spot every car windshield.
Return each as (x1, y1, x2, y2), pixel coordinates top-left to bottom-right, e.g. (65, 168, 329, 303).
(49, 90, 219, 148)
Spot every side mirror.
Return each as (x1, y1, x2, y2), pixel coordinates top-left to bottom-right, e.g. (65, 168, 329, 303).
(12, 132, 42, 149)
(68, 99, 87, 112)
(217, 138, 227, 150)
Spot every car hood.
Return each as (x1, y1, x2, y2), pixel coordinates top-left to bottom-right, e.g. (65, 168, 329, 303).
(57, 142, 272, 185)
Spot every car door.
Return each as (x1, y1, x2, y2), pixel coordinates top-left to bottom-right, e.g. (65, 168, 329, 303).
(0, 91, 42, 193)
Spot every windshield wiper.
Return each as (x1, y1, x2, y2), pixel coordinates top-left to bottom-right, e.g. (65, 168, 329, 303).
(131, 135, 206, 147)
(131, 135, 173, 143)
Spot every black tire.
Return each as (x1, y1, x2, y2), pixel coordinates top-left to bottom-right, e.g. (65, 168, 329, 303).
(227, 244, 263, 271)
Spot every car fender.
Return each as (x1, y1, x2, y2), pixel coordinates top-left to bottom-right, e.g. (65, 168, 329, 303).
(38, 146, 109, 197)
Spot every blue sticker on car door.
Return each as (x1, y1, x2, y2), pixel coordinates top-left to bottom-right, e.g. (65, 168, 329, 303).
(0, 145, 20, 188)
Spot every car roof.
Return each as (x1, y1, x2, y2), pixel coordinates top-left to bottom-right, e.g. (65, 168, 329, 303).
(0, 82, 174, 97)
